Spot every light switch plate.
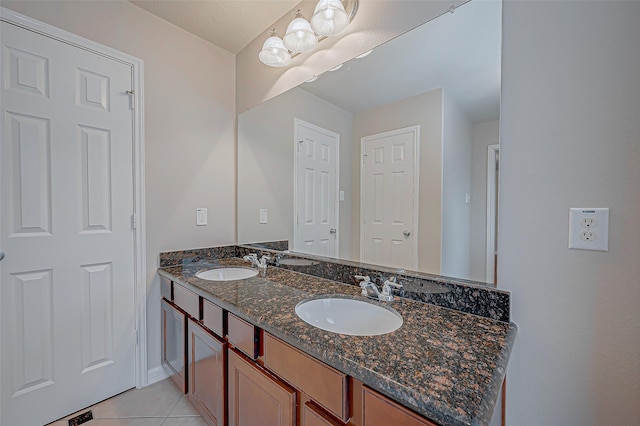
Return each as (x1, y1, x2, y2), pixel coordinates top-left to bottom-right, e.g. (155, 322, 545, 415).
(196, 208, 207, 226)
(259, 209, 268, 224)
(569, 208, 609, 251)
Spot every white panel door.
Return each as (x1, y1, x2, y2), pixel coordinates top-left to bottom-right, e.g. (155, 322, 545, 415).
(361, 126, 419, 270)
(1, 21, 136, 426)
(294, 119, 339, 257)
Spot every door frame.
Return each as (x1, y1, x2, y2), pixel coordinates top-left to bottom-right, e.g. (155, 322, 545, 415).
(486, 144, 499, 284)
(359, 125, 420, 270)
(0, 7, 148, 388)
(292, 118, 340, 256)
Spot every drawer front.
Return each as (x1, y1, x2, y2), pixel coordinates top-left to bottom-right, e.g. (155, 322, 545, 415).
(174, 283, 200, 319)
(160, 275, 172, 300)
(227, 313, 258, 359)
(264, 333, 348, 421)
(202, 299, 223, 337)
(362, 386, 437, 426)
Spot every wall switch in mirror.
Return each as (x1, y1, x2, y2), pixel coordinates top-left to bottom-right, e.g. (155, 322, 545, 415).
(260, 209, 268, 224)
(569, 208, 609, 251)
(196, 208, 208, 226)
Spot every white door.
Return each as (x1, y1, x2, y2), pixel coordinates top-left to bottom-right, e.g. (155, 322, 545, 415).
(360, 126, 419, 270)
(294, 119, 339, 257)
(1, 21, 137, 426)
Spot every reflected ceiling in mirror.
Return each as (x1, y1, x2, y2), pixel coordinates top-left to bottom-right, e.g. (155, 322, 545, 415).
(237, 0, 502, 286)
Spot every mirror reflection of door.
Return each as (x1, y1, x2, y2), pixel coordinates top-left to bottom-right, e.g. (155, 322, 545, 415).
(293, 119, 339, 257)
(360, 126, 420, 270)
(486, 144, 499, 284)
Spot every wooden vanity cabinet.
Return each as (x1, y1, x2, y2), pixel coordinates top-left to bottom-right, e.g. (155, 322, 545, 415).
(161, 299, 187, 393)
(228, 348, 296, 426)
(350, 381, 438, 426)
(227, 313, 259, 359)
(301, 401, 343, 426)
(187, 318, 226, 426)
(263, 333, 349, 422)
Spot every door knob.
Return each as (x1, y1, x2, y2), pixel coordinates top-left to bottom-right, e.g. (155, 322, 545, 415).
(403, 230, 411, 237)
(329, 228, 337, 235)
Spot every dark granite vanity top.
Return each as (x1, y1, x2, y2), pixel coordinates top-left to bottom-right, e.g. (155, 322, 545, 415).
(159, 257, 516, 426)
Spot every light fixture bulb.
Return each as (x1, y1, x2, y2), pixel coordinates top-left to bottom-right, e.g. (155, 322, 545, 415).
(311, 0, 349, 36)
(283, 13, 317, 53)
(355, 49, 373, 59)
(259, 34, 291, 67)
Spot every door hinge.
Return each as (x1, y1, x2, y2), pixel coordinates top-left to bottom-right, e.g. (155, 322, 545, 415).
(126, 90, 135, 109)
(133, 330, 139, 346)
(362, 153, 367, 165)
(297, 140, 303, 152)
(131, 213, 137, 230)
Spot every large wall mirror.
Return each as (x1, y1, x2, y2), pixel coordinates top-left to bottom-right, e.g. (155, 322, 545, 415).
(238, 0, 501, 285)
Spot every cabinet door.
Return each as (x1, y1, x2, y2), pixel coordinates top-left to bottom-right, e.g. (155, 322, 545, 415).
(161, 299, 186, 393)
(188, 319, 225, 426)
(228, 348, 296, 426)
(302, 402, 343, 426)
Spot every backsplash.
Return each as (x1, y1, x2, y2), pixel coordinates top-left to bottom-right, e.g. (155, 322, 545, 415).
(159, 244, 510, 322)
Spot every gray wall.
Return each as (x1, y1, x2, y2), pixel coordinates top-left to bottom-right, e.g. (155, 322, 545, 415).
(500, 1, 640, 423)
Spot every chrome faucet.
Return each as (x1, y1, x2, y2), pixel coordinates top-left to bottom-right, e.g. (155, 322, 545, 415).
(243, 253, 268, 269)
(355, 275, 403, 302)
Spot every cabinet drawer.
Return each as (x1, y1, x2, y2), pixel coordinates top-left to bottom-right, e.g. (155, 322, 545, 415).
(362, 386, 437, 426)
(264, 333, 348, 422)
(227, 313, 258, 359)
(174, 282, 200, 319)
(160, 275, 172, 300)
(202, 299, 223, 337)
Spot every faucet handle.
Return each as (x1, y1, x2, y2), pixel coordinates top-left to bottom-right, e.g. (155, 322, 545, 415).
(382, 279, 403, 300)
(354, 275, 370, 283)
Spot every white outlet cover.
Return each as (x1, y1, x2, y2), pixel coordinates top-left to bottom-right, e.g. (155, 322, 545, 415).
(259, 208, 268, 224)
(196, 208, 207, 226)
(569, 208, 609, 251)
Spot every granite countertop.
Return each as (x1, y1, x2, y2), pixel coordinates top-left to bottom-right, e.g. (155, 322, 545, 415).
(159, 258, 516, 426)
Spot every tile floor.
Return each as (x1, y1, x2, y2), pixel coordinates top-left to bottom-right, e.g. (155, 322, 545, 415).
(47, 379, 206, 426)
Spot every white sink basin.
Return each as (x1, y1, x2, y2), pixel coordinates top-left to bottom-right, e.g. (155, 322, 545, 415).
(196, 268, 258, 281)
(295, 297, 403, 336)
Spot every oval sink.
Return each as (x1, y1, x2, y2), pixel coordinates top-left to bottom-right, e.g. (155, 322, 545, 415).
(196, 267, 258, 281)
(295, 297, 402, 336)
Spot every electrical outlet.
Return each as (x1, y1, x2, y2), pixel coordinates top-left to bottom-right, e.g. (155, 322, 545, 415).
(259, 209, 268, 224)
(196, 208, 207, 226)
(569, 208, 609, 251)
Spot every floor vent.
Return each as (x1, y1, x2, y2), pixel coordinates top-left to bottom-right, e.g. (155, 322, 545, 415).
(68, 410, 93, 426)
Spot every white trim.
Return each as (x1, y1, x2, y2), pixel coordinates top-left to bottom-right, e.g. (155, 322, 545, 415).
(360, 125, 420, 270)
(0, 7, 148, 388)
(486, 144, 499, 284)
(147, 366, 171, 386)
(293, 118, 340, 257)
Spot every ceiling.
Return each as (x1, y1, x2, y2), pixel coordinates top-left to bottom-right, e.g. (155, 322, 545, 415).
(129, 0, 300, 53)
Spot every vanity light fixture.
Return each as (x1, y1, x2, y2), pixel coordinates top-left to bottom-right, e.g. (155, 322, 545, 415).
(355, 49, 373, 59)
(328, 63, 343, 72)
(258, 30, 292, 67)
(310, 0, 350, 36)
(283, 10, 317, 53)
(258, 0, 359, 67)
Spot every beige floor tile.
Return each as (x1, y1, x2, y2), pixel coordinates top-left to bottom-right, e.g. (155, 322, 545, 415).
(80, 419, 164, 426)
(91, 379, 183, 419)
(161, 417, 208, 426)
(168, 395, 200, 417)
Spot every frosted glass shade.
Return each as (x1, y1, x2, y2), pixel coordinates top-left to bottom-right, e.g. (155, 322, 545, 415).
(310, 0, 349, 36)
(259, 36, 291, 67)
(283, 17, 318, 53)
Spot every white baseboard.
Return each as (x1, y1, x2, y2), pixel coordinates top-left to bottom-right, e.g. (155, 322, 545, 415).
(146, 365, 170, 386)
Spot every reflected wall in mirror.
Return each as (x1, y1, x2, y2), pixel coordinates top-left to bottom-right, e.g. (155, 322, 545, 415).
(238, 0, 501, 284)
